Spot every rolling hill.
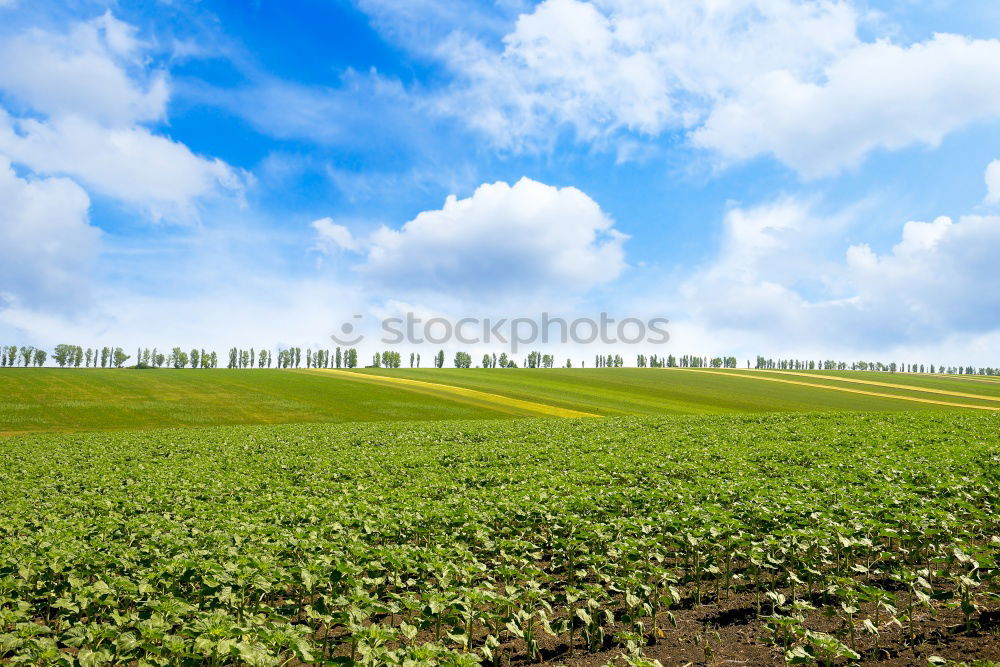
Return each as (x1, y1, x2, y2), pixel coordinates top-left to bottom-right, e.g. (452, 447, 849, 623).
(2, 366, 997, 435)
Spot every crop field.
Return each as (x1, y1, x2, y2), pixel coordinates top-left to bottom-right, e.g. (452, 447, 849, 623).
(2, 412, 999, 665)
(3, 368, 999, 435)
(353, 368, 1000, 417)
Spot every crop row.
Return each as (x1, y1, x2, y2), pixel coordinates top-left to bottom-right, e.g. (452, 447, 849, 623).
(1, 413, 998, 665)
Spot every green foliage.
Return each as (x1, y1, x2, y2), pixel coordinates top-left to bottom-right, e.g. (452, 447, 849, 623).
(112, 347, 129, 368)
(0, 413, 997, 664)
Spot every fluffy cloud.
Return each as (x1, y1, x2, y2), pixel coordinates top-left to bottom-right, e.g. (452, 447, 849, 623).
(440, 0, 856, 149)
(320, 177, 627, 298)
(679, 198, 1000, 351)
(695, 34, 1000, 176)
(678, 199, 840, 335)
(440, 0, 1000, 174)
(844, 215, 1000, 335)
(0, 112, 243, 220)
(0, 12, 167, 125)
(986, 160, 1000, 204)
(0, 158, 100, 310)
(0, 13, 244, 221)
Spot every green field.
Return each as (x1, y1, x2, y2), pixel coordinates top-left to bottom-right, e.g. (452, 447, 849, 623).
(813, 370, 1000, 396)
(0, 369, 508, 435)
(2, 367, 998, 435)
(2, 413, 998, 665)
(357, 367, 1000, 415)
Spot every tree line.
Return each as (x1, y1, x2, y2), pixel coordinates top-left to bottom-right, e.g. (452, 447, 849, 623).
(0, 345, 135, 368)
(132, 347, 218, 369)
(0, 345, 47, 367)
(754, 357, 1000, 376)
(635, 354, 739, 368)
(1, 345, 362, 370)
(3, 343, 998, 376)
(228, 347, 360, 369)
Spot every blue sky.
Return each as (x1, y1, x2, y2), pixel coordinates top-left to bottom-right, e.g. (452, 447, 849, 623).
(1, 0, 999, 364)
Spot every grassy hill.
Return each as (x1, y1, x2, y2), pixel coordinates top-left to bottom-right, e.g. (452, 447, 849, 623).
(2, 366, 997, 435)
(352, 367, 1000, 415)
(0, 369, 511, 435)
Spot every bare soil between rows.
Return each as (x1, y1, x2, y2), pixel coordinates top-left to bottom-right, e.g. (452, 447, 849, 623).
(543, 593, 1000, 665)
(307, 582, 1000, 666)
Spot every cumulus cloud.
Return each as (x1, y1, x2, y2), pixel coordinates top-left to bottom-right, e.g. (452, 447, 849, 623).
(440, 0, 856, 149)
(986, 160, 1000, 204)
(678, 199, 840, 335)
(0, 158, 100, 310)
(0, 112, 243, 220)
(0, 13, 244, 221)
(318, 177, 627, 298)
(439, 0, 1000, 174)
(844, 215, 1000, 334)
(695, 34, 1000, 176)
(0, 11, 167, 125)
(679, 198, 1000, 350)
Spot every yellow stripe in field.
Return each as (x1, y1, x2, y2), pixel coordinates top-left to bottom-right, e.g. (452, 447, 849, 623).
(302, 369, 600, 418)
(745, 369, 1000, 403)
(672, 369, 1000, 412)
(943, 374, 1000, 384)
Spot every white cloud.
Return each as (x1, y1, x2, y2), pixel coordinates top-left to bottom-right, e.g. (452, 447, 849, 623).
(0, 275, 365, 353)
(441, 0, 1000, 174)
(678, 199, 841, 335)
(0, 13, 245, 221)
(440, 0, 858, 150)
(986, 159, 1000, 204)
(678, 198, 1000, 351)
(312, 217, 361, 252)
(341, 177, 626, 298)
(695, 34, 1000, 176)
(0, 11, 167, 126)
(207, 71, 414, 147)
(0, 158, 100, 310)
(356, 0, 517, 57)
(0, 112, 243, 221)
(844, 214, 1000, 334)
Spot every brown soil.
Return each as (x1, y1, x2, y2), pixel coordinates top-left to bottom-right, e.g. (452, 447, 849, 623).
(521, 591, 1000, 666)
(307, 579, 1000, 665)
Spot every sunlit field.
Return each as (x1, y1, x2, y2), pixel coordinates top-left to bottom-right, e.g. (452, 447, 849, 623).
(2, 413, 998, 664)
